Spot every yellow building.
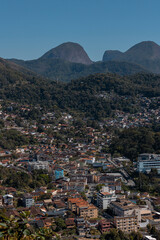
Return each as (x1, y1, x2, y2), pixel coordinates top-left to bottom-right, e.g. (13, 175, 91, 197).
(68, 198, 98, 219)
(114, 215, 138, 233)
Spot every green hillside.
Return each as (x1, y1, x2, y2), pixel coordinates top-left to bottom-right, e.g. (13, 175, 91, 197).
(0, 59, 159, 120)
(9, 58, 147, 83)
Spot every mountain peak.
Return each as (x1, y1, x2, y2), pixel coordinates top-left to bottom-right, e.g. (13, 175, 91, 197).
(39, 42, 93, 65)
(126, 41, 160, 59)
(103, 41, 160, 73)
(128, 41, 159, 48)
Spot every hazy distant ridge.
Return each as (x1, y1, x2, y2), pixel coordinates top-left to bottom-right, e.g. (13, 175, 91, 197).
(103, 41, 160, 73)
(8, 41, 149, 82)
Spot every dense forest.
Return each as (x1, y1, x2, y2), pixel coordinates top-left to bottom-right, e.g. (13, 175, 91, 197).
(10, 57, 147, 82)
(0, 167, 52, 191)
(109, 127, 160, 160)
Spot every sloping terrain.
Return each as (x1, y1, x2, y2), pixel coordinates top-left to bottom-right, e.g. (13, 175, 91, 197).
(0, 59, 159, 120)
(9, 58, 147, 83)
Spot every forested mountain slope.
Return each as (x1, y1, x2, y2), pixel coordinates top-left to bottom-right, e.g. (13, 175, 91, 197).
(0, 60, 159, 120)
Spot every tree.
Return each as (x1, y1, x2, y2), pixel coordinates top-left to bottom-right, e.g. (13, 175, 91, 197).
(129, 231, 143, 240)
(55, 218, 66, 232)
(96, 184, 105, 192)
(0, 211, 58, 239)
(105, 228, 121, 240)
(150, 168, 158, 177)
(80, 191, 87, 200)
(0, 211, 31, 239)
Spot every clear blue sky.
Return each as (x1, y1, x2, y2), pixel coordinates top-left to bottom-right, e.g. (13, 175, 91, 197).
(0, 0, 159, 61)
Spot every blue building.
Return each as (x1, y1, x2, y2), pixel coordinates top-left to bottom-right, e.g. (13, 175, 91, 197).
(55, 168, 64, 180)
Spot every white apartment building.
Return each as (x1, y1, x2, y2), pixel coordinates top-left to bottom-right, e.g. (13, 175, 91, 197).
(28, 161, 49, 171)
(97, 186, 117, 209)
(137, 153, 160, 174)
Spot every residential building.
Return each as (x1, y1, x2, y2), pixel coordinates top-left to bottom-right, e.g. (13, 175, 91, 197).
(110, 199, 141, 223)
(114, 215, 138, 233)
(98, 219, 113, 233)
(85, 157, 95, 164)
(97, 186, 117, 209)
(3, 194, 13, 206)
(139, 207, 152, 221)
(98, 175, 122, 193)
(63, 180, 86, 192)
(68, 198, 83, 212)
(76, 218, 86, 236)
(76, 203, 98, 219)
(28, 161, 49, 171)
(65, 218, 76, 228)
(68, 198, 98, 219)
(53, 199, 66, 209)
(23, 193, 35, 208)
(86, 219, 98, 228)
